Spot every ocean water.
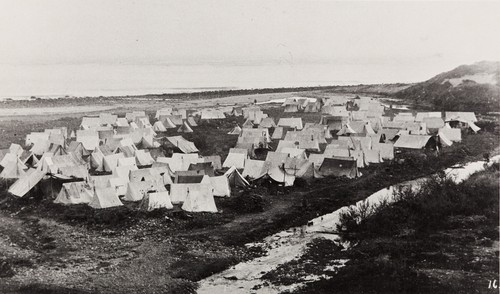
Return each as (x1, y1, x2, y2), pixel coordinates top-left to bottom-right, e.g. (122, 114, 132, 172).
(0, 62, 425, 100)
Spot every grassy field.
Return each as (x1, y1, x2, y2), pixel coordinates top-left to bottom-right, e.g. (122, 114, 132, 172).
(0, 99, 498, 293)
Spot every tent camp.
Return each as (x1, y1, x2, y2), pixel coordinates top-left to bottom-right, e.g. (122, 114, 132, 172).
(89, 187, 123, 209)
(54, 181, 93, 205)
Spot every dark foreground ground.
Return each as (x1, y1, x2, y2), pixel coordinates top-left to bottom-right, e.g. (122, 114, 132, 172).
(0, 102, 498, 293)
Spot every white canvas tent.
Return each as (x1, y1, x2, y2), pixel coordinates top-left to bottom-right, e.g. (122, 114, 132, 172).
(181, 184, 217, 212)
(88, 187, 123, 209)
(54, 181, 93, 205)
(141, 191, 173, 211)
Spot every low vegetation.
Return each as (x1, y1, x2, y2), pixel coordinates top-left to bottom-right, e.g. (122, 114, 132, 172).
(290, 165, 499, 294)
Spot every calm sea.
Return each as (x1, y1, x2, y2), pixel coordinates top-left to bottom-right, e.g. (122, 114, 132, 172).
(0, 62, 427, 100)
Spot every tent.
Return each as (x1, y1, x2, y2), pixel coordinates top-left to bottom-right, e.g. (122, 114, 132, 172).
(130, 168, 161, 182)
(394, 135, 436, 150)
(319, 157, 359, 179)
(224, 166, 250, 188)
(89, 187, 123, 209)
(208, 175, 231, 197)
(438, 128, 461, 142)
(223, 153, 246, 169)
(284, 104, 299, 113)
(103, 153, 126, 172)
(113, 165, 138, 180)
(201, 109, 226, 120)
(284, 158, 314, 179)
(258, 117, 276, 128)
(155, 108, 173, 119)
(242, 118, 254, 129)
(117, 157, 137, 168)
(187, 116, 198, 127)
(228, 125, 242, 135)
(203, 155, 222, 170)
(109, 177, 129, 196)
(153, 121, 167, 132)
(174, 170, 206, 183)
(54, 181, 93, 204)
(323, 145, 350, 158)
(0, 157, 27, 179)
(135, 150, 155, 166)
(281, 148, 307, 160)
(170, 183, 209, 204)
(364, 150, 383, 164)
(115, 118, 129, 127)
(177, 121, 194, 133)
(242, 159, 266, 179)
(271, 127, 285, 140)
(372, 143, 395, 160)
(140, 191, 173, 211)
(188, 162, 215, 177)
(124, 180, 165, 202)
(278, 118, 303, 130)
(266, 166, 296, 187)
(160, 117, 177, 129)
(165, 136, 199, 153)
(181, 184, 217, 213)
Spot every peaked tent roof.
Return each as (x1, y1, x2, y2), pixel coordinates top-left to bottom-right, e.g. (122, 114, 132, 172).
(8, 169, 46, 197)
(223, 153, 246, 169)
(393, 135, 434, 149)
(54, 181, 93, 205)
(165, 136, 199, 153)
(224, 166, 250, 187)
(177, 121, 194, 133)
(228, 125, 243, 135)
(89, 187, 123, 209)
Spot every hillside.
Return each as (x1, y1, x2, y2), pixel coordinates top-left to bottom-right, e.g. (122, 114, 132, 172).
(394, 61, 500, 112)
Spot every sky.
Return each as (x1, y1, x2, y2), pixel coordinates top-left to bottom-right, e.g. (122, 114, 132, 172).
(0, 1, 499, 79)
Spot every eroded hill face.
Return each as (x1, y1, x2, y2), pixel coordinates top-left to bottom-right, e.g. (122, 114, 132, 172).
(395, 61, 500, 113)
